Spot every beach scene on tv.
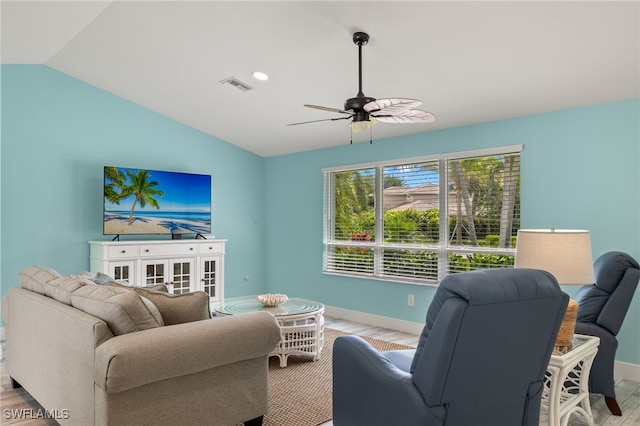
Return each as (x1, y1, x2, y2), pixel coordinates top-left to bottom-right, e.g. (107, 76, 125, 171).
(104, 167, 211, 236)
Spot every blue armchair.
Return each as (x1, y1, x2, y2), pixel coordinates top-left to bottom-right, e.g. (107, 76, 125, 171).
(574, 251, 640, 416)
(332, 268, 569, 426)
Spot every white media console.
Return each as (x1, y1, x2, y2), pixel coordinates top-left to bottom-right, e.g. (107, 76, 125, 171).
(89, 238, 226, 305)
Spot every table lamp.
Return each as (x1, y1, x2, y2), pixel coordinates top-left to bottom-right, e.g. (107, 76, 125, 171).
(514, 229, 595, 348)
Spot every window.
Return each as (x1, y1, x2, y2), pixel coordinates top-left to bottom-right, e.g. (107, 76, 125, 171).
(323, 145, 522, 285)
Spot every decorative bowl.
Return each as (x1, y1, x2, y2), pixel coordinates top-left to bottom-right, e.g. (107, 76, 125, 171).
(256, 293, 289, 307)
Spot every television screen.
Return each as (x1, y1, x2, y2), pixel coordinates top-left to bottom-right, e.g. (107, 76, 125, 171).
(103, 166, 211, 236)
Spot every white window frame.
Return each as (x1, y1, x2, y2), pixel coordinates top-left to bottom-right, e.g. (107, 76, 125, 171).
(322, 144, 523, 285)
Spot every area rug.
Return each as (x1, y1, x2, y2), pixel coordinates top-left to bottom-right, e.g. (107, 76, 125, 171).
(264, 328, 414, 426)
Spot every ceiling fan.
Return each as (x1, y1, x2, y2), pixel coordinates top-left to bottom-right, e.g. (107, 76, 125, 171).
(287, 31, 436, 134)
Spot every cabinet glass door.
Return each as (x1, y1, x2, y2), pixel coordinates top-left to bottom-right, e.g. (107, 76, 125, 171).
(109, 261, 135, 285)
(200, 257, 218, 299)
(142, 260, 169, 286)
(141, 260, 169, 286)
(169, 259, 194, 294)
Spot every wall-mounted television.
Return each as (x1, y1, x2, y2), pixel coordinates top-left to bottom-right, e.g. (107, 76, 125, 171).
(103, 166, 211, 238)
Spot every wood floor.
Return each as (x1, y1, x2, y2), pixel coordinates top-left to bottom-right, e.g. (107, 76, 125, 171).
(2, 317, 639, 426)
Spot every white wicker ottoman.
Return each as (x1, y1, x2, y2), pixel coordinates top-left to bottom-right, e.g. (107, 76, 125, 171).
(214, 296, 325, 367)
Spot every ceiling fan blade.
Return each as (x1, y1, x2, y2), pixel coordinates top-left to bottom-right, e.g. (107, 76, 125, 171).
(304, 104, 353, 115)
(287, 116, 352, 126)
(363, 98, 423, 114)
(373, 109, 436, 124)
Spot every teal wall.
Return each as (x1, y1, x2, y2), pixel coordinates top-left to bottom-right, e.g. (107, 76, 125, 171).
(264, 99, 640, 364)
(1, 65, 267, 299)
(2, 65, 639, 364)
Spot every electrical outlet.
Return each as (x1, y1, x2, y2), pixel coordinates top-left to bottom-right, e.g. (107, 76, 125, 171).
(408, 294, 415, 306)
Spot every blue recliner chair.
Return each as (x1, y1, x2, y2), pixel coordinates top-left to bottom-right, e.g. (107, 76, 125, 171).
(332, 268, 569, 426)
(574, 251, 640, 416)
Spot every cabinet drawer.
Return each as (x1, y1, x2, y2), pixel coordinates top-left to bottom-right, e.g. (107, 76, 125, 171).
(107, 245, 139, 258)
(139, 243, 197, 257)
(199, 242, 224, 254)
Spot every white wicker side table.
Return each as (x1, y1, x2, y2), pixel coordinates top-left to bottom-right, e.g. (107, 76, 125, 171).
(214, 296, 325, 368)
(540, 334, 600, 426)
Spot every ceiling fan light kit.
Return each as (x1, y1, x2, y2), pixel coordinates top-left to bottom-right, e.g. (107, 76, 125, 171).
(288, 31, 435, 144)
(350, 117, 377, 132)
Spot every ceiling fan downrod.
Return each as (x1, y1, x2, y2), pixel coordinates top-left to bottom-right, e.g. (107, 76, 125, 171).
(353, 31, 368, 98)
(346, 32, 375, 122)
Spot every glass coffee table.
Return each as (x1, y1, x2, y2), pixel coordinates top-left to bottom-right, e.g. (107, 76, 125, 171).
(214, 296, 325, 368)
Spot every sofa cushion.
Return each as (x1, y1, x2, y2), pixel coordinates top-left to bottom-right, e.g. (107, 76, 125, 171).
(43, 275, 91, 305)
(130, 287, 211, 325)
(19, 266, 62, 295)
(70, 285, 164, 335)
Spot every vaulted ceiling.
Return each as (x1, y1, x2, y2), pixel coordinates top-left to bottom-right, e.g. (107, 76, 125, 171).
(2, 1, 638, 157)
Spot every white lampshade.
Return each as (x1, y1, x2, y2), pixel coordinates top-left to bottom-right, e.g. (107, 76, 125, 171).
(515, 229, 595, 284)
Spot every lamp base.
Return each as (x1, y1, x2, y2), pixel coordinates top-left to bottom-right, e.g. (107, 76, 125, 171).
(555, 299, 579, 349)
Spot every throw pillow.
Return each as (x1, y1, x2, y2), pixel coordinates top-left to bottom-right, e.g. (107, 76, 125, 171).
(108, 281, 169, 293)
(70, 285, 164, 335)
(19, 266, 62, 295)
(91, 271, 116, 285)
(130, 287, 211, 325)
(138, 295, 165, 327)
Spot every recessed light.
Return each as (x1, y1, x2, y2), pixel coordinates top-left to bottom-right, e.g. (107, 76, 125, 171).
(252, 71, 269, 81)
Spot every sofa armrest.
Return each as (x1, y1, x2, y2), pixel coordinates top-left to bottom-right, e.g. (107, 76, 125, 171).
(1, 294, 8, 326)
(95, 311, 280, 393)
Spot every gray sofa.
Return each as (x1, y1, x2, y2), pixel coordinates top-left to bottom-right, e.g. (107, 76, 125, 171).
(2, 266, 281, 426)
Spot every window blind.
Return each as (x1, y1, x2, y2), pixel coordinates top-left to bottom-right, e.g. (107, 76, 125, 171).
(323, 145, 522, 285)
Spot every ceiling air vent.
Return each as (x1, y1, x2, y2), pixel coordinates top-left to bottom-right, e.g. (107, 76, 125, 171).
(219, 77, 253, 92)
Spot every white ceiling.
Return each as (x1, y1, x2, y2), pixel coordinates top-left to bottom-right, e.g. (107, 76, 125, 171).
(2, 1, 639, 157)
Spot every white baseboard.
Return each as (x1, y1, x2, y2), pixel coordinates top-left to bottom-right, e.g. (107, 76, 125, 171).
(324, 305, 640, 383)
(324, 305, 424, 335)
(614, 361, 640, 383)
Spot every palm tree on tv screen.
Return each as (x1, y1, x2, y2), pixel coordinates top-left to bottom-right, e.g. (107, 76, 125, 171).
(104, 166, 126, 204)
(118, 169, 164, 225)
